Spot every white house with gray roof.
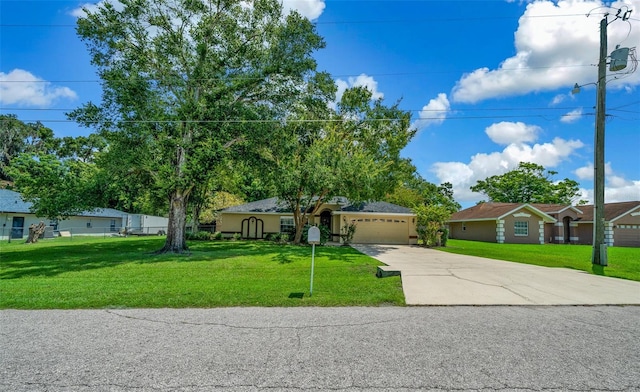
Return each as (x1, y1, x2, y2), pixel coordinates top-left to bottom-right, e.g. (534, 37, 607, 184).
(219, 197, 418, 245)
(0, 189, 168, 240)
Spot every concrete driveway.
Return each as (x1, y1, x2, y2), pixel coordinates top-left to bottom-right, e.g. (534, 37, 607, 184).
(352, 244, 640, 305)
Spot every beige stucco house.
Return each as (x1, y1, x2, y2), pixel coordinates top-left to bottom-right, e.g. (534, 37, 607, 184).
(218, 197, 418, 245)
(448, 201, 640, 247)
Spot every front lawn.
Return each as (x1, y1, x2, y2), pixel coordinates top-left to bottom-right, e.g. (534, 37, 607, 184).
(439, 239, 640, 281)
(0, 237, 404, 309)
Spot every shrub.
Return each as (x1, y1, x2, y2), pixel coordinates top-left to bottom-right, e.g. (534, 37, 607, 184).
(439, 228, 449, 247)
(212, 231, 223, 240)
(186, 231, 213, 241)
(340, 217, 357, 245)
(232, 233, 242, 241)
(301, 224, 330, 245)
(413, 204, 451, 247)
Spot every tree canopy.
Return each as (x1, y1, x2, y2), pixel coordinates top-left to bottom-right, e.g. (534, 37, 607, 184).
(0, 115, 57, 182)
(470, 162, 583, 205)
(384, 160, 460, 213)
(68, 0, 327, 252)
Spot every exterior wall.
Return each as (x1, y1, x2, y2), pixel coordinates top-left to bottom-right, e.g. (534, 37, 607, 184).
(1, 213, 125, 239)
(220, 210, 418, 244)
(449, 221, 498, 243)
(502, 214, 545, 244)
(549, 210, 581, 243)
(126, 214, 169, 232)
(574, 223, 594, 245)
(218, 213, 283, 237)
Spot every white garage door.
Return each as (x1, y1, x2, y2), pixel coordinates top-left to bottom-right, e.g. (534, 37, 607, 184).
(351, 217, 410, 244)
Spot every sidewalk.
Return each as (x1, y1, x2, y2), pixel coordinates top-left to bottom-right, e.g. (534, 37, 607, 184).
(352, 244, 640, 305)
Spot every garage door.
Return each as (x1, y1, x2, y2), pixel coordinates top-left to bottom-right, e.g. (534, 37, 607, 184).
(614, 225, 640, 247)
(351, 217, 410, 245)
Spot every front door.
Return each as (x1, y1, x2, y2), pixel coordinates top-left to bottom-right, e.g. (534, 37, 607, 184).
(320, 210, 332, 236)
(11, 217, 25, 239)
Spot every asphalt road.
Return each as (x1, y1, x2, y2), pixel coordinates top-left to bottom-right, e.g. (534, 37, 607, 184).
(2, 307, 640, 391)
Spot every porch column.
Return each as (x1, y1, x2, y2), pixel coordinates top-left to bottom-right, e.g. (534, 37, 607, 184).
(554, 221, 564, 243)
(496, 219, 505, 244)
(605, 222, 614, 246)
(538, 221, 545, 244)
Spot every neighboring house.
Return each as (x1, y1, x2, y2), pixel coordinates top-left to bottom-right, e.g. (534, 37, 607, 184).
(572, 202, 640, 247)
(0, 189, 169, 240)
(218, 197, 418, 245)
(448, 201, 640, 247)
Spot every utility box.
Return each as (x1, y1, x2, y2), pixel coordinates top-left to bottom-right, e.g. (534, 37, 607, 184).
(610, 47, 629, 71)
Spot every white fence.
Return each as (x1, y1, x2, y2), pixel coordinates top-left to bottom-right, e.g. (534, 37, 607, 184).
(2, 225, 169, 242)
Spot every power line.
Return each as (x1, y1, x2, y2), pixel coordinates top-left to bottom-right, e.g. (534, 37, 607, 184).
(0, 64, 596, 85)
(0, 105, 609, 113)
(0, 12, 614, 28)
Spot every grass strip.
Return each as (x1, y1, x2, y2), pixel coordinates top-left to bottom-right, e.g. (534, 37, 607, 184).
(439, 239, 640, 281)
(0, 237, 404, 309)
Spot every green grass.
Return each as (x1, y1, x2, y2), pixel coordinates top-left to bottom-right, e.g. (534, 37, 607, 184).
(0, 237, 404, 309)
(440, 239, 640, 281)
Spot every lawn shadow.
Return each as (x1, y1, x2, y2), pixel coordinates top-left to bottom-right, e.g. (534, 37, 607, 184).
(1, 238, 259, 279)
(0, 240, 159, 279)
(288, 292, 305, 299)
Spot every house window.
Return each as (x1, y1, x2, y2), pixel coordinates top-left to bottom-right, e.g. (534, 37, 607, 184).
(462, 222, 466, 231)
(514, 221, 528, 236)
(86, 221, 92, 229)
(49, 219, 58, 230)
(280, 217, 294, 234)
(110, 219, 116, 232)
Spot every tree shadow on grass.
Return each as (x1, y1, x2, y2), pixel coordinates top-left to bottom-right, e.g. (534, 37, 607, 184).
(0, 240, 153, 279)
(0, 239, 261, 279)
(1, 239, 375, 280)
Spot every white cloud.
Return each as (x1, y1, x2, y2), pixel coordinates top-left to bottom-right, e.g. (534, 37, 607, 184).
(0, 69, 77, 107)
(71, 1, 122, 18)
(411, 93, 451, 131)
(432, 135, 585, 202)
(451, 0, 640, 103)
(485, 121, 540, 145)
(282, 0, 325, 20)
(332, 73, 384, 109)
(568, 162, 639, 203)
(574, 162, 614, 180)
(560, 108, 583, 123)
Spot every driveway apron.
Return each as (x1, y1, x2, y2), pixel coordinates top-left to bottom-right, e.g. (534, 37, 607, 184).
(352, 244, 640, 305)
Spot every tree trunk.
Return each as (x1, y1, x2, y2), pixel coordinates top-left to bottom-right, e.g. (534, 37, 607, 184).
(26, 221, 46, 244)
(293, 209, 307, 244)
(157, 190, 189, 253)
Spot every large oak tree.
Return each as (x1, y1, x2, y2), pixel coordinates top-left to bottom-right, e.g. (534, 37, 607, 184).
(471, 162, 583, 204)
(69, 0, 326, 252)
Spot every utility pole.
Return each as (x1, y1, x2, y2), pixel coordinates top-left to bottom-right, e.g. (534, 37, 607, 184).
(592, 14, 607, 266)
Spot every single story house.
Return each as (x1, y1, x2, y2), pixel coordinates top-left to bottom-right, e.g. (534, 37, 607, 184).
(447, 201, 640, 247)
(0, 189, 169, 240)
(218, 196, 418, 245)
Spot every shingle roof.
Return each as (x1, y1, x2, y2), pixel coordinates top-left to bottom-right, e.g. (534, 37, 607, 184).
(222, 197, 413, 214)
(0, 189, 127, 218)
(0, 189, 31, 213)
(449, 202, 556, 222)
(449, 201, 640, 223)
(339, 201, 413, 214)
(222, 197, 291, 213)
(575, 201, 640, 222)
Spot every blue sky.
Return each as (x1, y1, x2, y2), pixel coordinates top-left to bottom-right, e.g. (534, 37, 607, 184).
(1, 0, 639, 207)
